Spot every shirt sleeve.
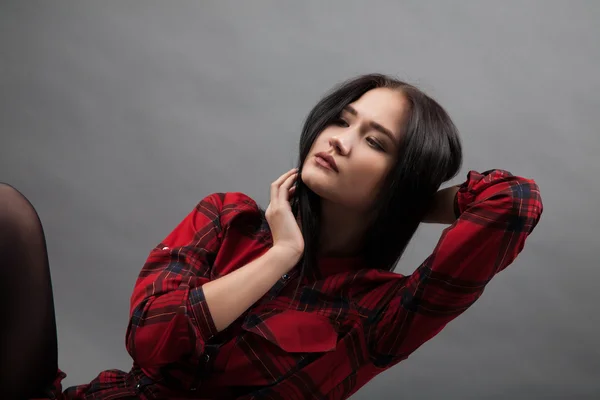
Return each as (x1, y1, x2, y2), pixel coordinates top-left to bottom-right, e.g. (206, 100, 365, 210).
(125, 193, 224, 369)
(372, 169, 543, 366)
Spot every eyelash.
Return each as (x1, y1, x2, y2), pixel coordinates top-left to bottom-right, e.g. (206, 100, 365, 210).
(333, 118, 385, 151)
(334, 118, 349, 128)
(366, 137, 384, 151)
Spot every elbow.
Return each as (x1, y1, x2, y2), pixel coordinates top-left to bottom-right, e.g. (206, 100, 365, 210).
(126, 301, 193, 368)
(125, 302, 158, 367)
(507, 179, 543, 233)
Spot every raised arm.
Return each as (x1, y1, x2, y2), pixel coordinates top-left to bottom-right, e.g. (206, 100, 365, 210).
(421, 185, 461, 225)
(125, 193, 226, 369)
(126, 170, 302, 372)
(372, 169, 543, 365)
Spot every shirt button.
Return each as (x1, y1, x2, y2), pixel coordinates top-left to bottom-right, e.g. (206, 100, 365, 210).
(204, 354, 210, 362)
(282, 274, 290, 280)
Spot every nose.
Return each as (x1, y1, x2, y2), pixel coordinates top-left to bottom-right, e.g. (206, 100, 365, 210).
(329, 135, 350, 156)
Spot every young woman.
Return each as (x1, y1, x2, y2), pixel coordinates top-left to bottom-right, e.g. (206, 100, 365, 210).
(1, 74, 543, 399)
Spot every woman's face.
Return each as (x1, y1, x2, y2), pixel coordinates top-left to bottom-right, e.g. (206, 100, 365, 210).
(302, 87, 408, 212)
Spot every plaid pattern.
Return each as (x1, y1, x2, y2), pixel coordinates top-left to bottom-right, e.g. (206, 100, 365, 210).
(47, 169, 542, 399)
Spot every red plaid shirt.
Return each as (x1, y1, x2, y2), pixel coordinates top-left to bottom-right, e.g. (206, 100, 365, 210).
(45, 169, 542, 399)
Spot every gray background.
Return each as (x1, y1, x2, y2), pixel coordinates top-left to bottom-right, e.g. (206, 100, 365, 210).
(1, 1, 599, 398)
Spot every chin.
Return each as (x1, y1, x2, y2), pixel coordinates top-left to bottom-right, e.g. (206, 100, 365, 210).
(300, 165, 334, 200)
(302, 167, 375, 212)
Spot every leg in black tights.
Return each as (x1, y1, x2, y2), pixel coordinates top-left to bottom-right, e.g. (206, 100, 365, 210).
(0, 183, 58, 399)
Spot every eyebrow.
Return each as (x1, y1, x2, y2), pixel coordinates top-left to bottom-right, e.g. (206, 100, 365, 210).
(343, 105, 397, 144)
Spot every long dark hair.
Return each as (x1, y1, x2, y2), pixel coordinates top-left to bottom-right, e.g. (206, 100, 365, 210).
(290, 73, 462, 275)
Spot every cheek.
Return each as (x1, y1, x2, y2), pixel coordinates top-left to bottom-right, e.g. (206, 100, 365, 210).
(308, 130, 333, 152)
(338, 156, 393, 209)
(348, 155, 391, 189)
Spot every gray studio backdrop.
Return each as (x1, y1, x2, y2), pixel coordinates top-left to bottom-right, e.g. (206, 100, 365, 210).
(1, 1, 599, 399)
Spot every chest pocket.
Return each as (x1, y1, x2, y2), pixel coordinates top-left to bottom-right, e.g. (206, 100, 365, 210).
(242, 309, 338, 353)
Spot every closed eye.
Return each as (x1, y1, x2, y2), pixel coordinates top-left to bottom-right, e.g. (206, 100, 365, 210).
(367, 137, 385, 151)
(333, 118, 349, 128)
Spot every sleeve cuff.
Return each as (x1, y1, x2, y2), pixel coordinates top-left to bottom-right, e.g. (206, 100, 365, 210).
(455, 169, 514, 216)
(188, 286, 219, 345)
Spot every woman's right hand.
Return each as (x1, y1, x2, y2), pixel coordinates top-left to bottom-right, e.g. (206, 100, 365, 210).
(265, 168, 304, 262)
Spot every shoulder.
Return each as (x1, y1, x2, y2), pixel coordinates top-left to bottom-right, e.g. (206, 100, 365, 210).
(198, 192, 265, 228)
(198, 192, 260, 212)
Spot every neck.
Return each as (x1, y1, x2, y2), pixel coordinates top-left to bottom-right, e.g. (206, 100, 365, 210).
(318, 200, 369, 257)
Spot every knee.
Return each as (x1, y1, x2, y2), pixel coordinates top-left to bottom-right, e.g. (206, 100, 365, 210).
(0, 183, 40, 228)
(0, 182, 22, 195)
(0, 183, 29, 206)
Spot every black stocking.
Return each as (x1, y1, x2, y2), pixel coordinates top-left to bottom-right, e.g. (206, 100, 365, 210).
(0, 183, 58, 399)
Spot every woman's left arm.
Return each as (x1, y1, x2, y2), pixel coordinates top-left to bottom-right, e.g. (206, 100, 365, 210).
(421, 185, 461, 225)
(371, 169, 543, 366)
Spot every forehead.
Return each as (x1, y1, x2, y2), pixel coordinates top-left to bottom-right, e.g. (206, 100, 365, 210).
(348, 88, 408, 138)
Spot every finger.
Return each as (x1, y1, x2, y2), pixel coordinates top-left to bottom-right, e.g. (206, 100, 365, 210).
(271, 168, 297, 193)
(279, 173, 297, 202)
(274, 168, 298, 186)
(288, 186, 296, 199)
(271, 168, 298, 203)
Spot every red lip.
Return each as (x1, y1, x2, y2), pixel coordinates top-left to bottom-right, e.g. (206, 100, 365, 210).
(315, 152, 339, 172)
